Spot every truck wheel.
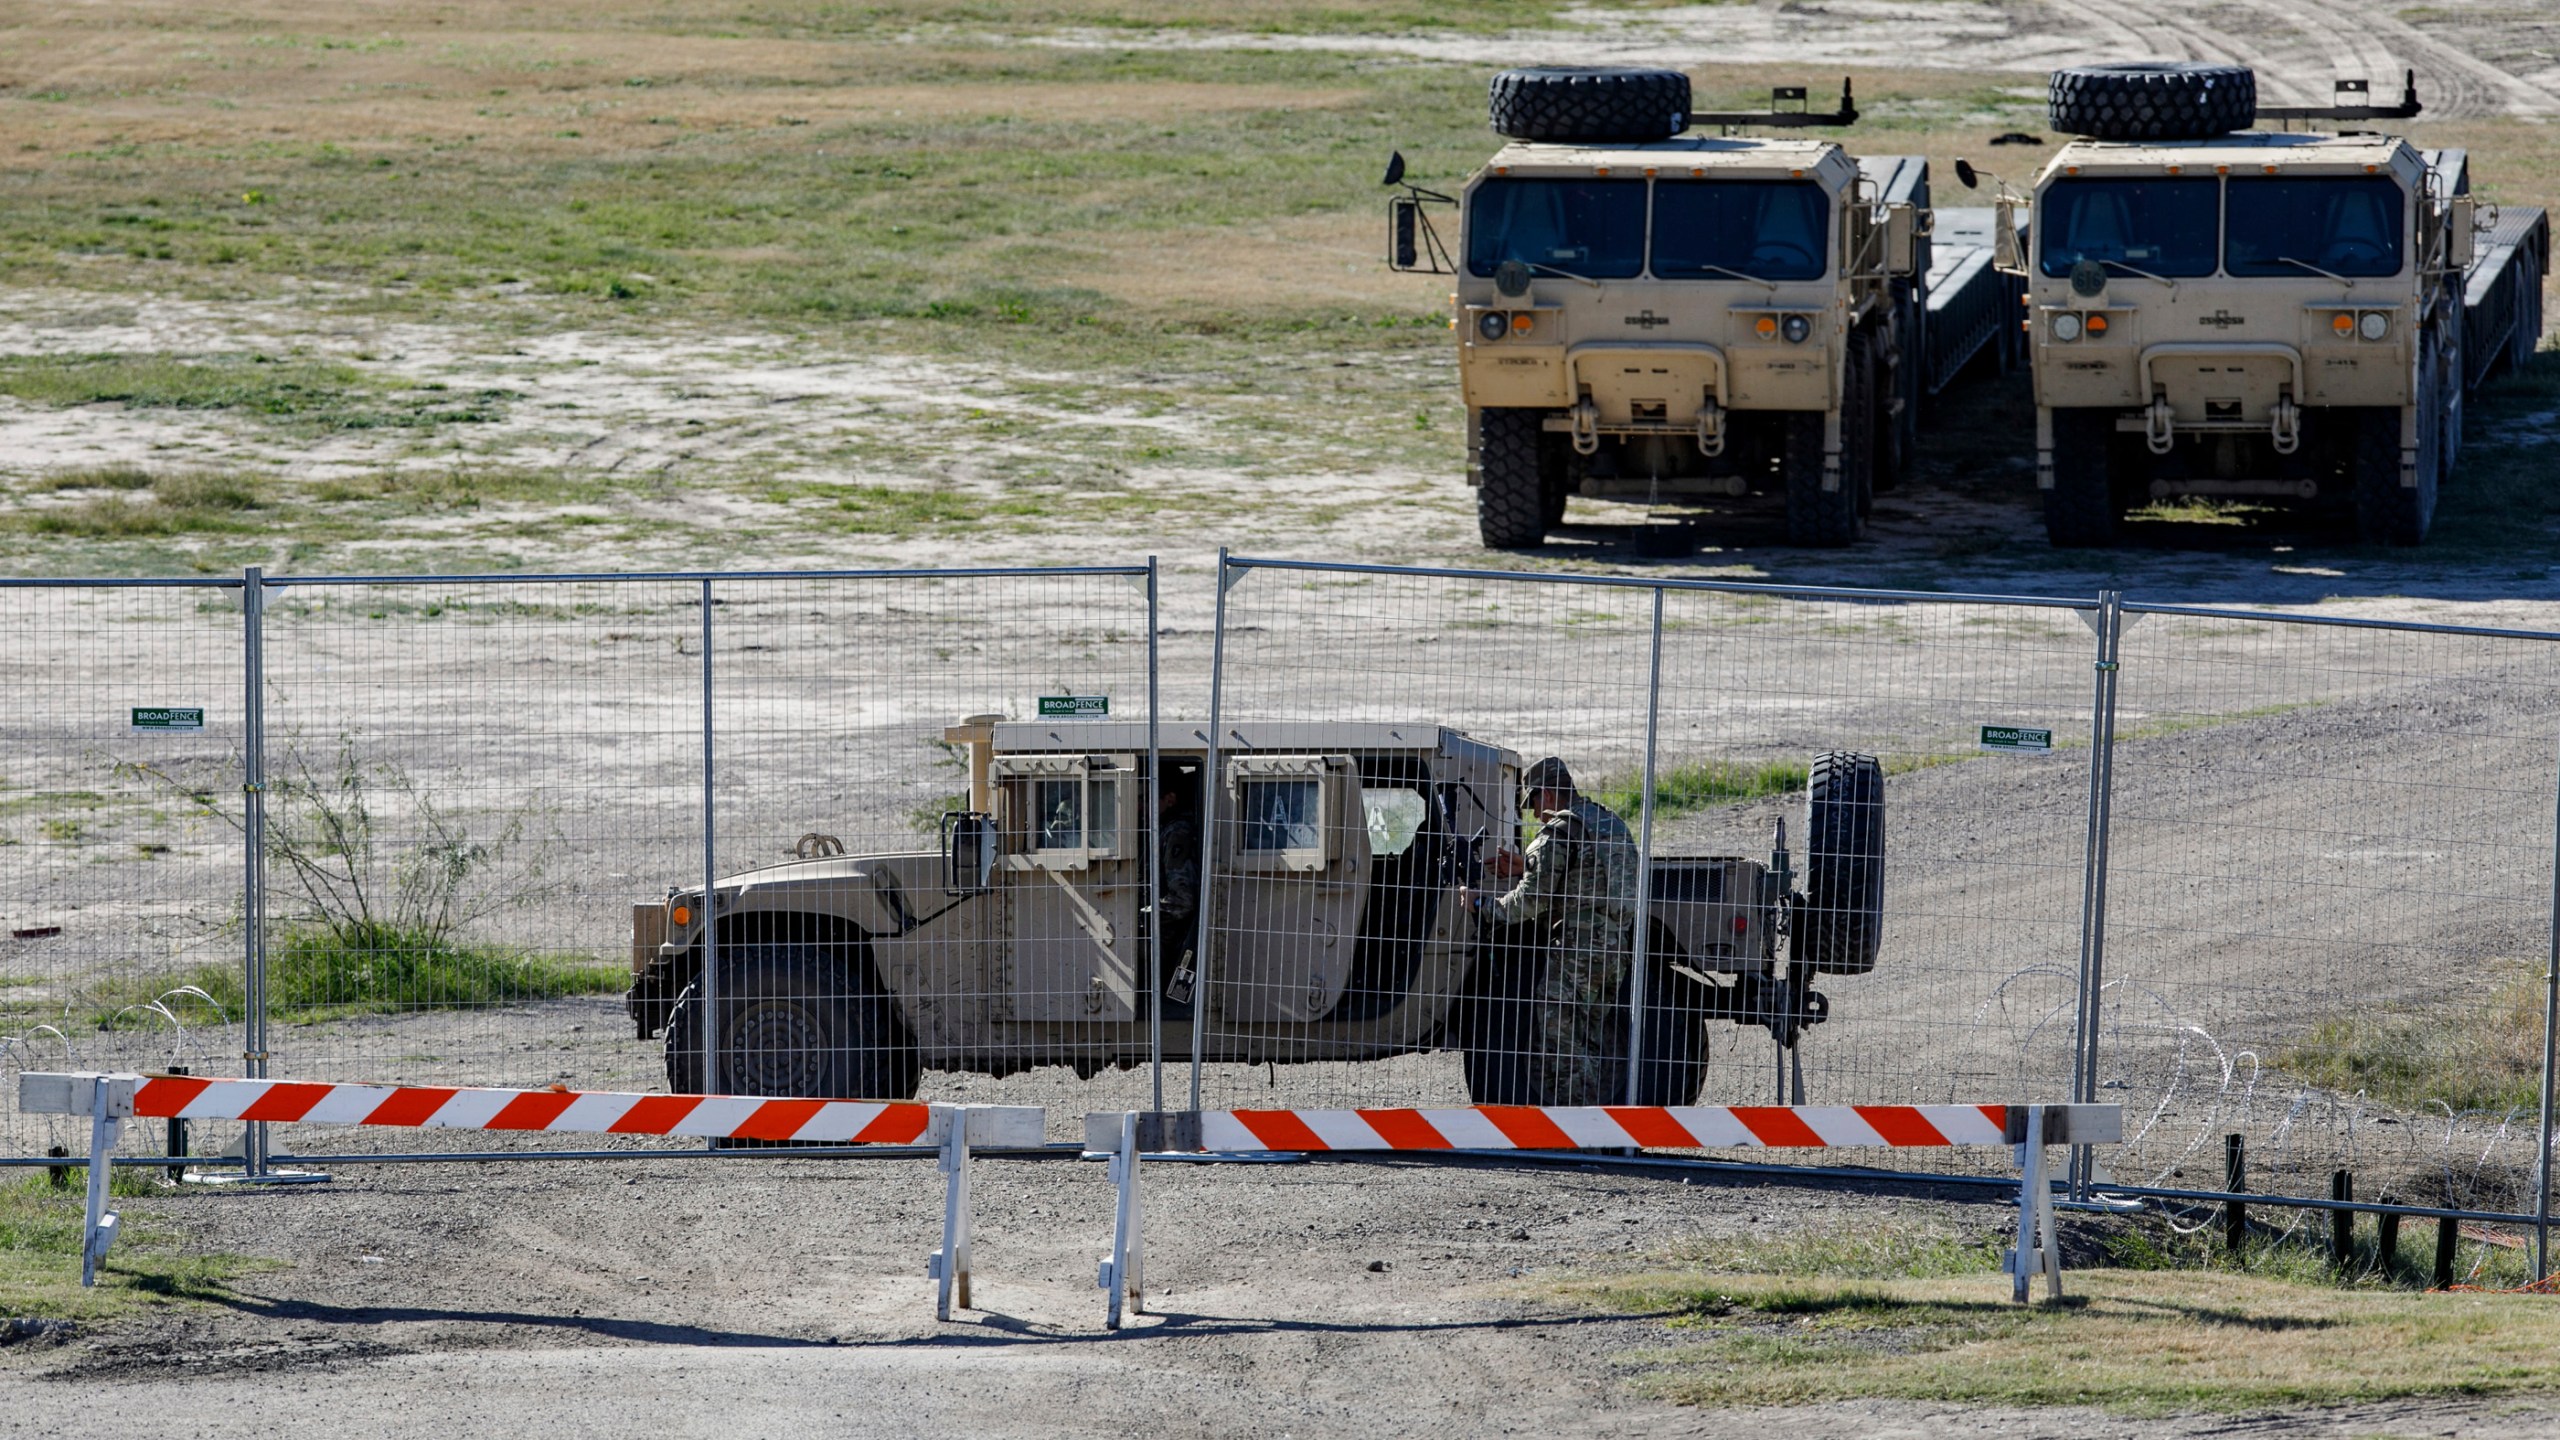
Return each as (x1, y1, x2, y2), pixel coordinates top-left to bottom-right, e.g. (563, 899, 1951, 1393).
(1489, 66, 1690, 144)
(1782, 335, 1872, 546)
(2353, 406, 2433, 545)
(662, 941, 919, 1101)
(1478, 408, 1549, 548)
(1538, 429, 1574, 528)
(2043, 408, 2118, 546)
(1874, 290, 1919, 492)
(1791, 751, 1884, 976)
(2048, 62, 2255, 141)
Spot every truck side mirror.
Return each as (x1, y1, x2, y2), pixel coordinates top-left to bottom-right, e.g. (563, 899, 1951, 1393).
(942, 810, 996, 894)
(1954, 158, 1979, 190)
(2447, 195, 2477, 270)
(1390, 198, 1421, 270)
(1884, 202, 1919, 276)
(1992, 197, 2026, 275)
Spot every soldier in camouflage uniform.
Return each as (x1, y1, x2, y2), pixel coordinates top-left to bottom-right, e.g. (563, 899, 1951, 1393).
(1466, 756, 1638, 1106)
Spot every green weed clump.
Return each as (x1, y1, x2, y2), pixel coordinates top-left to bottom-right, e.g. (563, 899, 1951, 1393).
(1591, 760, 1810, 823)
(2276, 961, 2548, 1115)
(1, 1172, 269, 1323)
(94, 923, 622, 1027)
(14, 469, 266, 537)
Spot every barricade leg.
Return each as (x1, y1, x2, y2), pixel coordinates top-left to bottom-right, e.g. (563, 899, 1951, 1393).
(1099, 1111, 1143, 1329)
(2007, 1106, 2064, 1303)
(82, 1076, 124, 1288)
(927, 1106, 974, 1320)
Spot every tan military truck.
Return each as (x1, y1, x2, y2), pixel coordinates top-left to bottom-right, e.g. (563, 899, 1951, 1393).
(1385, 68, 2024, 548)
(1963, 64, 2549, 545)
(624, 718, 1885, 1108)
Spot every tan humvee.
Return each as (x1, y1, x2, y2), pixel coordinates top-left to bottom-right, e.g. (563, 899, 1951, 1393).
(1975, 70, 2549, 545)
(625, 718, 1885, 1107)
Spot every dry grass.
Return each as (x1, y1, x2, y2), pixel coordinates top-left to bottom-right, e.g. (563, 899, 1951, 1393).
(2277, 960, 2551, 1115)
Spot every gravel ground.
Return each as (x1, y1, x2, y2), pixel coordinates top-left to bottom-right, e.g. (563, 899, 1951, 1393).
(13, 1154, 2560, 1439)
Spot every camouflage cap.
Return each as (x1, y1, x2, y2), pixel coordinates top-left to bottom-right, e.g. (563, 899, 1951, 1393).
(1521, 756, 1576, 795)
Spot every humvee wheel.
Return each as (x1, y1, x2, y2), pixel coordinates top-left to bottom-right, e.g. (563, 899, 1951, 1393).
(2048, 62, 2256, 142)
(1478, 407, 1550, 548)
(1458, 922, 1711, 1106)
(663, 941, 920, 1101)
(1791, 751, 1885, 976)
(2043, 407, 2118, 546)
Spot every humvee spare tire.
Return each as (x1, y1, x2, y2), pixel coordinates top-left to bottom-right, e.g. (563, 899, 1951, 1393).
(1791, 751, 1884, 975)
(1490, 66, 1691, 144)
(2048, 62, 2255, 141)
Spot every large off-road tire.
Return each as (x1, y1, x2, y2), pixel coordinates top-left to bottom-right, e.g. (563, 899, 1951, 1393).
(1791, 751, 1885, 976)
(1624, 925, 1711, 1107)
(1782, 331, 1873, 546)
(1875, 291, 1920, 492)
(2048, 62, 2256, 141)
(1538, 429, 1576, 529)
(1477, 407, 1549, 549)
(2352, 406, 2432, 546)
(1489, 66, 1691, 144)
(2044, 407, 2119, 547)
(663, 941, 919, 1101)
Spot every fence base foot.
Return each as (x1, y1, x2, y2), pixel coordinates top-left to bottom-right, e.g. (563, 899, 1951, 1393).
(2005, 1107, 2065, 1304)
(929, 1106, 974, 1321)
(1098, 1112, 1145, 1329)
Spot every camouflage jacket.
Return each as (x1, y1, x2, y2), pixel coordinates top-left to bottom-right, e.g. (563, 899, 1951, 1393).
(1481, 795, 1638, 934)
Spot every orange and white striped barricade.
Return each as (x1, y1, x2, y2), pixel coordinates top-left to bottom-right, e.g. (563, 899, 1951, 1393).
(1082, 1102, 2122, 1324)
(19, 1072, 1041, 1317)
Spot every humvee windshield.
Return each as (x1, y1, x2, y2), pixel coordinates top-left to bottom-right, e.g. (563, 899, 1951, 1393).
(1467, 178, 1646, 279)
(2039, 177, 2219, 278)
(2224, 176, 2404, 277)
(1652, 180, 1829, 281)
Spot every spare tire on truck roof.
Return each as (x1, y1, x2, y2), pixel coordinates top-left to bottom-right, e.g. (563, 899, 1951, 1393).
(2048, 61, 2256, 141)
(1489, 66, 1691, 144)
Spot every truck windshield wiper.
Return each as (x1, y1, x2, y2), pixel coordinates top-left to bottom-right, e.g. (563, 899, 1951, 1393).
(1526, 261, 1603, 289)
(1680, 263, 1778, 291)
(2096, 257, 2177, 288)
(2266, 255, 2355, 286)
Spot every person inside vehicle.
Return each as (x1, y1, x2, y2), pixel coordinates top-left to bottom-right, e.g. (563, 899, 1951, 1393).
(1463, 756, 1638, 1106)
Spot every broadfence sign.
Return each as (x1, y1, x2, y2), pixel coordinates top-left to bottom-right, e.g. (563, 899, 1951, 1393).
(1038, 695, 1109, 718)
(129, 706, 206, 734)
(1979, 724, 2052, 753)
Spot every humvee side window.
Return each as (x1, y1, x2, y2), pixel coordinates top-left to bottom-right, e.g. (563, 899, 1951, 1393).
(1241, 779, 1322, 852)
(991, 752, 1132, 868)
(1362, 788, 1428, 858)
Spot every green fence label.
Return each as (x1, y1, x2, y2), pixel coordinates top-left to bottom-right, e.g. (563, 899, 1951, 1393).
(1980, 724, 2052, 753)
(1037, 695, 1109, 719)
(131, 706, 206, 734)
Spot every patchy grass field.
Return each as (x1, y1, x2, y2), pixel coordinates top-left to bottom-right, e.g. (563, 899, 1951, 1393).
(0, 1171, 271, 1326)
(1566, 1212, 2560, 1416)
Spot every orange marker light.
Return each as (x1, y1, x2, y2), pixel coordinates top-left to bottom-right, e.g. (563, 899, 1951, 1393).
(2216, 164, 2230, 175)
(670, 904, 692, 926)
(1644, 167, 1658, 177)
(1511, 312, 1535, 334)
(1595, 166, 1611, 176)
(1691, 167, 1704, 177)
(2165, 164, 2182, 175)
(2085, 313, 2109, 336)
(2333, 313, 2355, 336)
(1755, 316, 1779, 338)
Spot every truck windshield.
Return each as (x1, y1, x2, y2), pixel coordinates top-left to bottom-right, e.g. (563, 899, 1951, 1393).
(2039, 177, 2219, 278)
(1466, 178, 1646, 279)
(1651, 180, 1829, 281)
(2225, 176, 2404, 277)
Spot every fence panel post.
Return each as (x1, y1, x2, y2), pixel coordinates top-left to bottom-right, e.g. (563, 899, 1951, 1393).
(2068, 588, 2123, 1199)
(699, 577, 718, 1106)
(1624, 586, 1665, 1106)
(2538, 740, 2560, 1281)
(1190, 549, 1232, 1114)
(1146, 557, 1165, 1113)
(242, 565, 270, 1179)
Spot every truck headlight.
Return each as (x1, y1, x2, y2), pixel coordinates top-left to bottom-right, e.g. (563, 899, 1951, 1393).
(2358, 311, 2390, 341)
(1476, 311, 1508, 342)
(2052, 313, 2084, 342)
(1781, 314, 1811, 344)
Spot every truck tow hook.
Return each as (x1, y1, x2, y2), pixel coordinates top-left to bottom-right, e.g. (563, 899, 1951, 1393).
(2144, 396, 2176, 456)
(1694, 399, 1726, 458)
(2269, 395, 2302, 455)
(1570, 398, 1601, 456)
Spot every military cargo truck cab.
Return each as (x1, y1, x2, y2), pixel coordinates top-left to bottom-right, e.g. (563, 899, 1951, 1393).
(626, 718, 1887, 1108)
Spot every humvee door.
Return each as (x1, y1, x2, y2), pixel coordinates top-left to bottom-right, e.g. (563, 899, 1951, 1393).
(1213, 754, 1372, 1023)
(990, 752, 1143, 1023)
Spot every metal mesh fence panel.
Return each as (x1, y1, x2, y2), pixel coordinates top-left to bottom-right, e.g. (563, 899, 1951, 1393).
(1190, 560, 1657, 1114)
(2097, 606, 2560, 1219)
(1650, 585, 2100, 1139)
(0, 581, 250, 1168)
